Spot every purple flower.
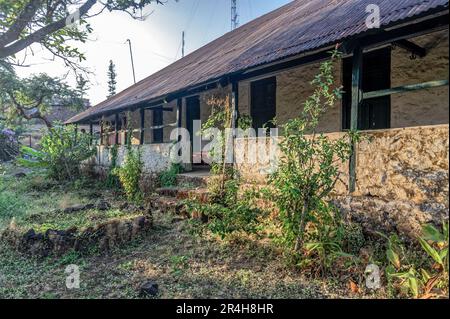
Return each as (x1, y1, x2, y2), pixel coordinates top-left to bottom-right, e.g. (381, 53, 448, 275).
(1, 128, 15, 137)
(1, 128, 16, 142)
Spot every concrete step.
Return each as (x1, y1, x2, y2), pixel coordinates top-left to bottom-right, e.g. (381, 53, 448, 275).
(150, 195, 187, 217)
(176, 168, 210, 188)
(156, 187, 209, 202)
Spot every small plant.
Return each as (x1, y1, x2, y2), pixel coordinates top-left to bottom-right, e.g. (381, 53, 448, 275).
(113, 147, 143, 203)
(159, 163, 183, 187)
(170, 255, 189, 276)
(17, 124, 95, 181)
(381, 222, 449, 298)
(265, 49, 358, 258)
(184, 95, 262, 239)
(105, 144, 120, 188)
(111, 113, 144, 203)
(185, 180, 263, 239)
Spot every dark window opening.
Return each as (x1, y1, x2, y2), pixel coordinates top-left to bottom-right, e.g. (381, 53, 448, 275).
(342, 47, 391, 130)
(251, 77, 277, 131)
(153, 107, 163, 143)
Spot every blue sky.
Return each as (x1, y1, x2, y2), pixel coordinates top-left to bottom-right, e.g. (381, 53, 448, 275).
(16, 0, 292, 105)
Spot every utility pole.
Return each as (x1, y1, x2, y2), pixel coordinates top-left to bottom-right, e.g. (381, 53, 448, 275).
(182, 31, 185, 58)
(126, 39, 136, 84)
(231, 0, 239, 30)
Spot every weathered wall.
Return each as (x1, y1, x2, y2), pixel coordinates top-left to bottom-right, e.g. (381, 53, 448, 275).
(340, 124, 449, 238)
(122, 31, 448, 146)
(236, 31, 448, 131)
(391, 31, 449, 128)
(96, 144, 173, 174)
(235, 125, 449, 238)
(237, 61, 342, 133)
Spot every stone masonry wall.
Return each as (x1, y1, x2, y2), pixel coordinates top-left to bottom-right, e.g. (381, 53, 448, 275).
(235, 125, 449, 239)
(96, 144, 173, 175)
(391, 30, 449, 128)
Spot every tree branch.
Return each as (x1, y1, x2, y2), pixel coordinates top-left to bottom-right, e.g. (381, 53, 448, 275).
(0, 0, 42, 48)
(0, 0, 97, 59)
(8, 92, 53, 128)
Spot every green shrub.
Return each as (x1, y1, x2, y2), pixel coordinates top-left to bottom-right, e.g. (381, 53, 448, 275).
(105, 144, 120, 188)
(159, 163, 183, 187)
(17, 124, 95, 181)
(0, 185, 27, 229)
(113, 147, 143, 203)
(265, 50, 358, 255)
(185, 179, 263, 239)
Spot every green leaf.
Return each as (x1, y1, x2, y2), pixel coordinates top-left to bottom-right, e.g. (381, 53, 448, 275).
(419, 237, 443, 266)
(420, 269, 431, 282)
(20, 146, 44, 159)
(16, 158, 47, 168)
(303, 242, 322, 252)
(387, 248, 401, 269)
(408, 275, 419, 298)
(422, 224, 445, 243)
(385, 265, 397, 277)
(439, 247, 448, 261)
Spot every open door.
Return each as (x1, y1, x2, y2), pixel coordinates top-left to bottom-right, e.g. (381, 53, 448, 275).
(342, 47, 391, 130)
(186, 96, 202, 165)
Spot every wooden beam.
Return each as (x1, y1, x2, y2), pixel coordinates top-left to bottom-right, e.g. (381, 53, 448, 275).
(177, 98, 183, 129)
(177, 98, 183, 157)
(349, 46, 363, 194)
(100, 118, 104, 145)
(363, 80, 449, 99)
(140, 108, 145, 145)
(393, 39, 427, 58)
(114, 113, 120, 145)
(89, 122, 94, 145)
(144, 106, 174, 112)
(231, 81, 239, 131)
(360, 14, 449, 49)
(239, 50, 332, 82)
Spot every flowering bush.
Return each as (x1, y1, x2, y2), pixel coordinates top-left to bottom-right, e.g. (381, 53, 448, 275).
(0, 128, 19, 161)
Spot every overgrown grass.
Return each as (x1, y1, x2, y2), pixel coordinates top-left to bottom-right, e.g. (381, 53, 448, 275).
(0, 167, 134, 233)
(0, 210, 342, 299)
(0, 187, 28, 229)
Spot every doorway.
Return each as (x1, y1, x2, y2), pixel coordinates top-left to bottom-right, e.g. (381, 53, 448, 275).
(186, 96, 203, 165)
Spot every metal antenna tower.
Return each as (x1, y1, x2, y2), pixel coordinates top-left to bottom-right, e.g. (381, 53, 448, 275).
(231, 0, 239, 30)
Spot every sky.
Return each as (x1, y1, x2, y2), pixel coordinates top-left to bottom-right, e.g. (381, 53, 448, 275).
(15, 0, 292, 106)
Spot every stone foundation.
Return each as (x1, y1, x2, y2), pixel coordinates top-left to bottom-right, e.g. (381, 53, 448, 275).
(235, 125, 449, 239)
(1, 215, 152, 257)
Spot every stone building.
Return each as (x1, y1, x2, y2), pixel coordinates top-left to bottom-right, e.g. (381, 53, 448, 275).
(68, 0, 449, 238)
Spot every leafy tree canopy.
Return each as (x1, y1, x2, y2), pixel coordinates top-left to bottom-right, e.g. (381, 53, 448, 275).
(0, 0, 167, 127)
(0, 0, 165, 71)
(0, 60, 85, 128)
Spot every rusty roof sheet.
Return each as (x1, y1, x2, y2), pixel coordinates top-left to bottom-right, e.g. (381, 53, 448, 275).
(68, 0, 449, 123)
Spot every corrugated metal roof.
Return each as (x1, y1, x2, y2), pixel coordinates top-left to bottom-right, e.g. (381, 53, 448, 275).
(68, 0, 449, 123)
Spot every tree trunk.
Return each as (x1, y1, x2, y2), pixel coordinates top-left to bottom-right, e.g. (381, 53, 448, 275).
(294, 201, 309, 252)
